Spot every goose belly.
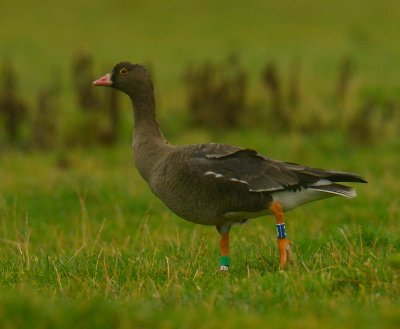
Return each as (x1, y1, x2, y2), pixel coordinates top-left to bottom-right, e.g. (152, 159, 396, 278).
(271, 188, 332, 211)
(223, 188, 333, 220)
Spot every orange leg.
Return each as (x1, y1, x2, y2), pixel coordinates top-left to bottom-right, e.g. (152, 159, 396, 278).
(219, 233, 230, 271)
(270, 201, 292, 268)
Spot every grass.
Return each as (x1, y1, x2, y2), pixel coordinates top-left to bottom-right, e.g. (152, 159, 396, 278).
(1, 131, 399, 328)
(1, 0, 400, 328)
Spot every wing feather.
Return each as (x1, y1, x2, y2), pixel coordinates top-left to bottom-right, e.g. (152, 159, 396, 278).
(185, 143, 366, 194)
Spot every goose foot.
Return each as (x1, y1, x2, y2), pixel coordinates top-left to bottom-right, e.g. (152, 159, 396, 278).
(219, 265, 229, 272)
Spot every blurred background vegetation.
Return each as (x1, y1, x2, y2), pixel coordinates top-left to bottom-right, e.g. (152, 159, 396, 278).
(1, 0, 400, 149)
(0, 1, 399, 328)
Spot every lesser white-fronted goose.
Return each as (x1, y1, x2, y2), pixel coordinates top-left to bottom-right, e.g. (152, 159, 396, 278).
(93, 62, 367, 271)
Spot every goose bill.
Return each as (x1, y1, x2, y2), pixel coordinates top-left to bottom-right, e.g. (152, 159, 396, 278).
(93, 73, 113, 86)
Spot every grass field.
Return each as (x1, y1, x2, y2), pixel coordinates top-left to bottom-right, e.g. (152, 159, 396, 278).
(1, 1, 400, 328)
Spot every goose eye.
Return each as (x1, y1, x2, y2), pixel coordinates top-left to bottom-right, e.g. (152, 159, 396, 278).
(119, 68, 128, 75)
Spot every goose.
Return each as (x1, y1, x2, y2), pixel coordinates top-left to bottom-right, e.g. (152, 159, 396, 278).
(93, 62, 367, 271)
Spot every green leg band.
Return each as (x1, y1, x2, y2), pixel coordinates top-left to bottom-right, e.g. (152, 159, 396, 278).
(220, 256, 230, 267)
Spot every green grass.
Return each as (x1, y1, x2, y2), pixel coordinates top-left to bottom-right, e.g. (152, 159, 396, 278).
(1, 131, 399, 328)
(1, 0, 400, 328)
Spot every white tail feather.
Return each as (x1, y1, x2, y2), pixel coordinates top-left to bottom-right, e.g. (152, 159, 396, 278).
(309, 184, 357, 198)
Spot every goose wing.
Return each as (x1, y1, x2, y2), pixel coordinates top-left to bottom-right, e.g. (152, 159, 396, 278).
(188, 143, 366, 194)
